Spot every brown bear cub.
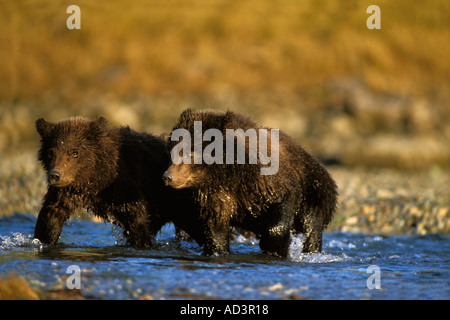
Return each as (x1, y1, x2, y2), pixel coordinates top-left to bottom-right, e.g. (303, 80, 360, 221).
(34, 116, 184, 248)
(163, 109, 338, 257)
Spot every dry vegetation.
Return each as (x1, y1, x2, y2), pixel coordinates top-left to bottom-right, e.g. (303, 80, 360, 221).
(0, 0, 449, 167)
(0, 1, 448, 228)
(0, 274, 89, 300)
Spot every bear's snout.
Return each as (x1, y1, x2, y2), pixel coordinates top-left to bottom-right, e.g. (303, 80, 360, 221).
(162, 171, 174, 186)
(48, 170, 62, 185)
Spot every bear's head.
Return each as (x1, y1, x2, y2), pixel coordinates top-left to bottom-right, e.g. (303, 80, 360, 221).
(163, 109, 233, 189)
(163, 108, 272, 189)
(163, 109, 280, 189)
(36, 116, 119, 189)
(162, 160, 207, 189)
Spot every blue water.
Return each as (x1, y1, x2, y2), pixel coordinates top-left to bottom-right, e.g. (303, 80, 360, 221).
(1, 212, 449, 300)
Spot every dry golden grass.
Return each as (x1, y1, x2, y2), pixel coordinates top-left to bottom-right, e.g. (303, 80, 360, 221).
(0, 0, 449, 167)
(0, 274, 40, 300)
(0, 274, 90, 300)
(1, 0, 448, 99)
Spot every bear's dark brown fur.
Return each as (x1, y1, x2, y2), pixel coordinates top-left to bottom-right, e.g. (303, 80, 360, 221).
(163, 109, 338, 257)
(34, 116, 185, 247)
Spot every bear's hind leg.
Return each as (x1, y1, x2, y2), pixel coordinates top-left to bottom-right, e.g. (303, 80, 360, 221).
(113, 206, 157, 249)
(259, 204, 293, 258)
(300, 207, 324, 253)
(302, 227, 323, 253)
(259, 227, 291, 258)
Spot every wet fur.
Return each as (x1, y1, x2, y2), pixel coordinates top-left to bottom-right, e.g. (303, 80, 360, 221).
(34, 116, 179, 247)
(165, 109, 338, 257)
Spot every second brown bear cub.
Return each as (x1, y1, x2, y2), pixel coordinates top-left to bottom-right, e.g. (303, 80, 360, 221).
(164, 109, 338, 257)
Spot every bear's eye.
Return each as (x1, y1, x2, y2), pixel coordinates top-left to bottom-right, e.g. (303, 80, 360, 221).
(70, 150, 78, 158)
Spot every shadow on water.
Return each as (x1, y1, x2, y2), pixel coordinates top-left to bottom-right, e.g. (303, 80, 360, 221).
(33, 241, 284, 269)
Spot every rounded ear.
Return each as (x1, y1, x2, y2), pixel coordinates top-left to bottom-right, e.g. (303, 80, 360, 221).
(179, 108, 193, 121)
(174, 108, 194, 130)
(223, 110, 235, 127)
(35, 118, 55, 137)
(224, 110, 235, 121)
(88, 116, 108, 137)
(95, 116, 108, 127)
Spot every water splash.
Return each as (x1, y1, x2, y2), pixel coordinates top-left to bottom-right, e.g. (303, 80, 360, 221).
(288, 235, 350, 263)
(0, 232, 42, 250)
(111, 224, 127, 246)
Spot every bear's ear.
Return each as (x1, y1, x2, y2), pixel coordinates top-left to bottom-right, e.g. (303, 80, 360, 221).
(35, 118, 55, 137)
(179, 109, 193, 121)
(88, 116, 108, 137)
(95, 116, 108, 127)
(223, 110, 235, 126)
(175, 109, 194, 128)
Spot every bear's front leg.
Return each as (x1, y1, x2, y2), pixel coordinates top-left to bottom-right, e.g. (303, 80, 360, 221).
(202, 219, 231, 256)
(34, 196, 71, 244)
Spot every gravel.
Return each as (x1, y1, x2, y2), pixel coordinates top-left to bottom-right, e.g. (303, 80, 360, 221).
(329, 166, 450, 235)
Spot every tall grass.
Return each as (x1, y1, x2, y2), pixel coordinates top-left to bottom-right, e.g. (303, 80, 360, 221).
(1, 0, 448, 99)
(0, 0, 449, 167)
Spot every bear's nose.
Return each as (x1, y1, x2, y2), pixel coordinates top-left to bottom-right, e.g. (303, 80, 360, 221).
(48, 170, 61, 184)
(162, 171, 173, 185)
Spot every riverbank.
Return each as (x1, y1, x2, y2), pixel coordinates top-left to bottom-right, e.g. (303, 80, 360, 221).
(329, 166, 449, 234)
(1, 152, 448, 235)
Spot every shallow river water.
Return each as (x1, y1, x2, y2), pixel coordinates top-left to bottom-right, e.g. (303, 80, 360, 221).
(0, 213, 448, 300)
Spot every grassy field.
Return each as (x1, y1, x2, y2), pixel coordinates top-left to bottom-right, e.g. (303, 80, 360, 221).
(1, 1, 449, 99)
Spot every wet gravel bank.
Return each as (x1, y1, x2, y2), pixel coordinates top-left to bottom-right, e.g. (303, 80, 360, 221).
(329, 167, 449, 235)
